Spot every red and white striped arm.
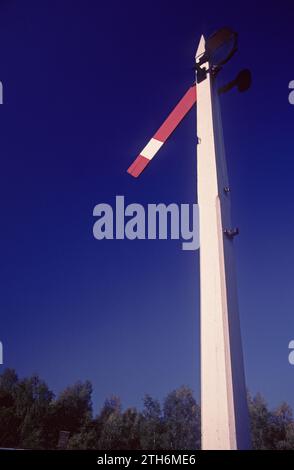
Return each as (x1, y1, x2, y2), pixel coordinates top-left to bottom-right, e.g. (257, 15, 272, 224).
(127, 84, 197, 177)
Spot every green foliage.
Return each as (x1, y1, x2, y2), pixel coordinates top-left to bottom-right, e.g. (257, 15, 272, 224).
(248, 392, 294, 449)
(140, 394, 164, 449)
(44, 380, 93, 448)
(0, 368, 294, 450)
(162, 386, 201, 450)
(67, 419, 98, 449)
(0, 369, 54, 448)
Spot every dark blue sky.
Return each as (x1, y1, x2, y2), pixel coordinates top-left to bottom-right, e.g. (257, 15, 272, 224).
(0, 0, 294, 413)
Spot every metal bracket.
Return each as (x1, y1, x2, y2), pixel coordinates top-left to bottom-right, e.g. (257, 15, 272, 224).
(195, 64, 208, 83)
(224, 228, 239, 239)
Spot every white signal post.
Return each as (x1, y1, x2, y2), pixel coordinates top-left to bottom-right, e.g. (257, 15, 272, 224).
(127, 30, 251, 450)
(196, 35, 251, 449)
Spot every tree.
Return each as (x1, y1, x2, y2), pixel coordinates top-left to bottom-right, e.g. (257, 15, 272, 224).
(97, 395, 123, 449)
(45, 380, 92, 448)
(162, 386, 200, 450)
(70, 397, 142, 450)
(140, 394, 164, 450)
(2, 367, 294, 451)
(0, 369, 20, 447)
(248, 393, 294, 450)
(0, 369, 54, 449)
(268, 402, 294, 450)
(67, 418, 98, 449)
(248, 392, 270, 449)
(120, 408, 141, 449)
(15, 374, 54, 449)
(0, 368, 18, 393)
(99, 412, 123, 449)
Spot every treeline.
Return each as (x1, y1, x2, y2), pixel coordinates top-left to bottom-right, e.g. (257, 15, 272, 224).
(0, 368, 293, 450)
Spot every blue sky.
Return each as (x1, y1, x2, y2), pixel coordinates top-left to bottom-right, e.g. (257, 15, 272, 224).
(0, 0, 294, 413)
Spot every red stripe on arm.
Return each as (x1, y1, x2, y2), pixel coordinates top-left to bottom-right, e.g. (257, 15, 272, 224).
(154, 85, 196, 141)
(127, 155, 150, 178)
(127, 84, 197, 178)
